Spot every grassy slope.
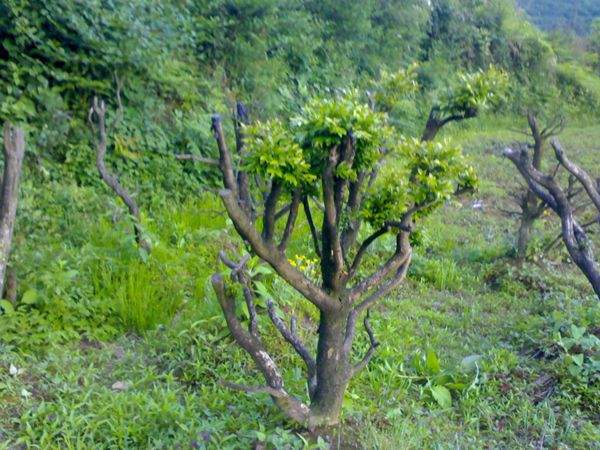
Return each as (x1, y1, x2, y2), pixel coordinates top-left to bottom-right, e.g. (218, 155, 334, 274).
(1, 117, 600, 449)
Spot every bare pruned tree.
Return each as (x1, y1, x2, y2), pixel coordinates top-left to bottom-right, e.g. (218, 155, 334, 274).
(89, 97, 150, 253)
(0, 123, 25, 300)
(208, 93, 476, 428)
(504, 139, 600, 299)
(506, 113, 565, 260)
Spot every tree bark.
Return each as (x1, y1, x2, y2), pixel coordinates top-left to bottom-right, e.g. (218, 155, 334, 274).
(308, 310, 351, 428)
(0, 123, 25, 298)
(516, 215, 535, 260)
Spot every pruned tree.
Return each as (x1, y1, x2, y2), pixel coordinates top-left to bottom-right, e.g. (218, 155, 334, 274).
(420, 67, 507, 142)
(506, 113, 565, 260)
(88, 97, 150, 253)
(0, 123, 25, 300)
(504, 139, 600, 299)
(209, 92, 477, 428)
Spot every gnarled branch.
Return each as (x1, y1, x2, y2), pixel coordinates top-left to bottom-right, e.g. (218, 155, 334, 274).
(266, 298, 317, 398)
(212, 274, 310, 423)
(89, 97, 150, 252)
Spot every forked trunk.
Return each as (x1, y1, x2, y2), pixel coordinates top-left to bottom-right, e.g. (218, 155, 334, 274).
(308, 311, 350, 428)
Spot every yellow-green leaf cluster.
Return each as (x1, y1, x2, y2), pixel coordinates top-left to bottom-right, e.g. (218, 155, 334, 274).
(243, 120, 315, 188)
(293, 91, 391, 173)
(440, 66, 508, 117)
(362, 138, 477, 227)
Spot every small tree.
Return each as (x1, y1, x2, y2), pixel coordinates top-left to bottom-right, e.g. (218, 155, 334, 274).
(210, 92, 477, 428)
(504, 140, 600, 299)
(506, 113, 565, 260)
(421, 67, 507, 142)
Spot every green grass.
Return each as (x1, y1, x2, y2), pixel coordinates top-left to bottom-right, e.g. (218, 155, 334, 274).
(1, 118, 600, 448)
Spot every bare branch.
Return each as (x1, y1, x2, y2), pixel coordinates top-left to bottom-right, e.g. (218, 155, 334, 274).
(279, 191, 301, 252)
(350, 230, 412, 304)
(504, 146, 600, 298)
(346, 225, 390, 281)
(262, 180, 282, 242)
(303, 196, 321, 258)
(211, 115, 238, 194)
(266, 298, 317, 398)
(212, 274, 309, 423)
(90, 97, 150, 252)
(552, 139, 600, 212)
(218, 252, 258, 338)
(350, 310, 379, 377)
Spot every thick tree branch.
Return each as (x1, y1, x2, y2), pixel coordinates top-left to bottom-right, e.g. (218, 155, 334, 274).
(321, 146, 344, 292)
(0, 123, 25, 297)
(279, 190, 301, 252)
(211, 115, 238, 195)
(233, 102, 255, 220)
(303, 196, 321, 258)
(219, 189, 339, 312)
(551, 139, 600, 212)
(212, 274, 309, 423)
(262, 180, 282, 242)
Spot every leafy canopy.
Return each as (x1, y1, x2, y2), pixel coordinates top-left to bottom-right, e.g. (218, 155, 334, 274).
(243, 92, 477, 229)
(292, 91, 391, 174)
(439, 67, 509, 117)
(362, 139, 477, 228)
(243, 120, 315, 188)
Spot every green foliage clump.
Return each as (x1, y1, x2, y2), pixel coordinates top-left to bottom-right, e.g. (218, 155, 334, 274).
(244, 120, 315, 187)
(439, 67, 509, 117)
(292, 91, 391, 173)
(362, 139, 477, 228)
(371, 64, 420, 112)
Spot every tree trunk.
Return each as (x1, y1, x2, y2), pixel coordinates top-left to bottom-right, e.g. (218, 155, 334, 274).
(516, 216, 534, 260)
(421, 118, 441, 142)
(308, 311, 350, 428)
(0, 123, 25, 298)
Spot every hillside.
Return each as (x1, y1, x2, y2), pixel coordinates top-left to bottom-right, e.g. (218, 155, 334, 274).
(518, 0, 600, 35)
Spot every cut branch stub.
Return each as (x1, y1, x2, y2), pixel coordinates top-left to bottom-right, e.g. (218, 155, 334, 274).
(0, 123, 25, 298)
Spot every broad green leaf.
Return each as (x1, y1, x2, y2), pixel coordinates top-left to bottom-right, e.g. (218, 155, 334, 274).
(430, 385, 452, 408)
(0, 299, 14, 314)
(21, 289, 38, 305)
(426, 348, 441, 374)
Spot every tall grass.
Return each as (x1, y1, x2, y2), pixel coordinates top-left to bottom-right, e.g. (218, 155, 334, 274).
(101, 261, 184, 333)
